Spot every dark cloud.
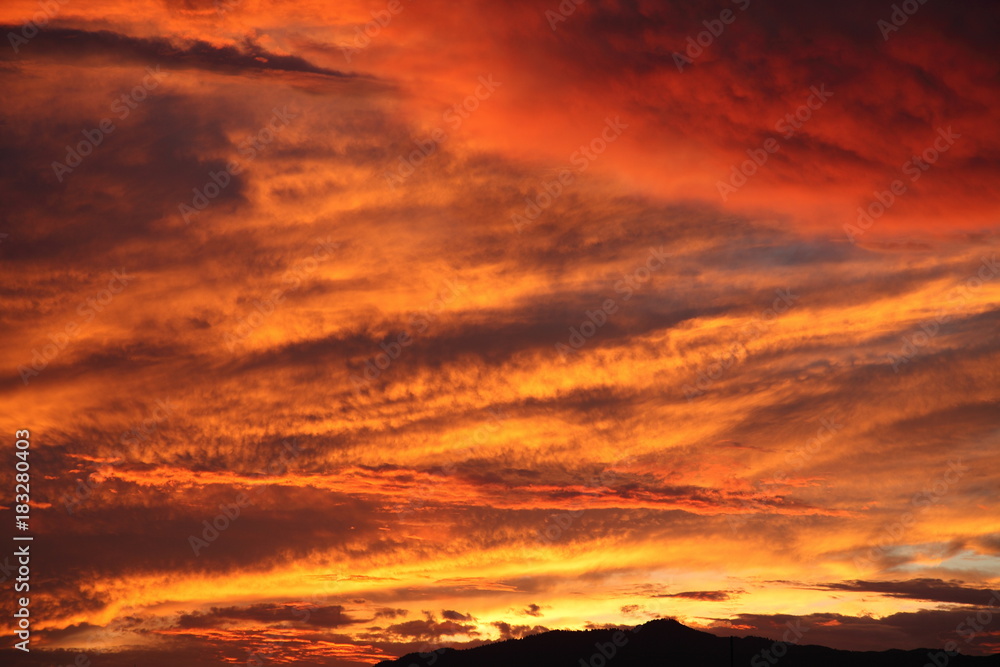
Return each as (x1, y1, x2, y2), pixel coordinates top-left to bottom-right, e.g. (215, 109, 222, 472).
(819, 580, 1000, 607)
(715, 606, 1000, 655)
(491, 621, 550, 640)
(387, 618, 479, 640)
(0, 26, 353, 78)
(178, 602, 357, 628)
(658, 590, 739, 602)
(442, 609, 475, 621)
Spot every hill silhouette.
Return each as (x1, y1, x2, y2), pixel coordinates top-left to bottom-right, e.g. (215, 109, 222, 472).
(375, 618, 1000, 667)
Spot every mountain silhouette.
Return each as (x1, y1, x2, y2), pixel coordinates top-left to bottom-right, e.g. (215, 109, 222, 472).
(375, 618, 1000, 667)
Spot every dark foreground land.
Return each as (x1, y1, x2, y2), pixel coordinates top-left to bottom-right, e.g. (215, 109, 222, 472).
(376, 618, 1000, 667)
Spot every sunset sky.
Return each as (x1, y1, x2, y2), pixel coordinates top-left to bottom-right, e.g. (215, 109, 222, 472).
(1, 0, 999, 665)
